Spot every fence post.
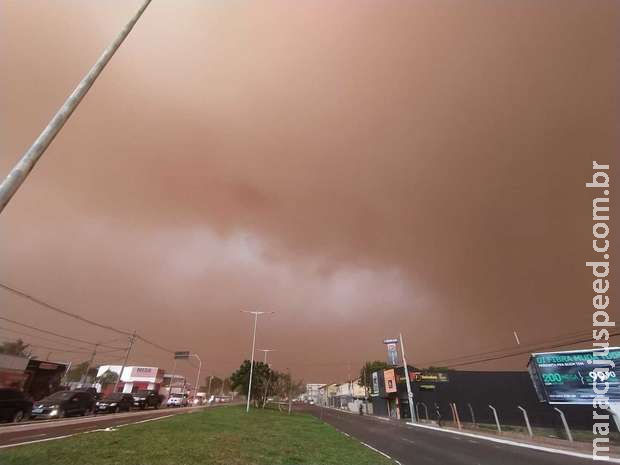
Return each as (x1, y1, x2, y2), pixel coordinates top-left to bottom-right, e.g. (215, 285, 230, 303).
(418, 402, 429, 421)
(488, 405, 501, 433)
(452, 403, 462, 430)
(467, 403, 476, 427)
(517, 406, 533, 437)
(449, 402, 456, 426)
(553, 407, 573, 442)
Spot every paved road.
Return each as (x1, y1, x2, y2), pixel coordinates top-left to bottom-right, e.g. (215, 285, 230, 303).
(302, 406, 601, 465)
(0, 406, 203, 448)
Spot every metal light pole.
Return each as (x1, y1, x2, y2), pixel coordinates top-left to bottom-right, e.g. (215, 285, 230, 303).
(258, 349, 276, 365)
(0, 0, 152, 214)
(399, 332, 416, 422)
(191, 353, 202, 402)
(242, 311, 274, 412)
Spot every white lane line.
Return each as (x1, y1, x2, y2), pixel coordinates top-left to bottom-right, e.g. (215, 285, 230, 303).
(127, 414, 175, 425)
(406, 421, 619, 463)
(394, 461, 403, 465)
(0, 434, 74, 449)
(0, 414, 177, 449)
(361, 441, 392, 459)
(401, 438, 416, 444)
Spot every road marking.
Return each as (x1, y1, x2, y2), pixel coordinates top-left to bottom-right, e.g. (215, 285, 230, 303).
(406, 421, 619, 463)
(401, 438, 416, 444)
(0, 413, 177, 449)
(128, 414, 175, 425)
(0, 434, 73, 449)
(360, 441, 392, 459)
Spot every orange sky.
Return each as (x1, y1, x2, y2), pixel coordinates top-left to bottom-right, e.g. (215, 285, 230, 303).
(1, 0, 618, 384)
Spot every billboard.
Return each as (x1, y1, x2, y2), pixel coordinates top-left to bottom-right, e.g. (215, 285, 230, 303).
(384, 338, 400, 366)
(528, 348, 620, 404)
(372, 371, 380, 396)
(384, 369, 397, 393)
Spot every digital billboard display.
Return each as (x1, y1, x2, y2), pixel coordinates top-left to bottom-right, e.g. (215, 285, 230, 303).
(528, 348, 620, 404)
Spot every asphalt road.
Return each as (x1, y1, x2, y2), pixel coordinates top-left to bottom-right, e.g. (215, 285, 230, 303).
(302, 406, 602, 465)
(0, 405, 203, 448)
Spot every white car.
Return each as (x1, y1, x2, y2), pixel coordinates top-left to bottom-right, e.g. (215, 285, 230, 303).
(166, 395, 188, 407)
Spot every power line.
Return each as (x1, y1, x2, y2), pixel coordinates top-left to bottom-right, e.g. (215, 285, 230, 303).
(0, 336, 91, 355)
(420, 329, 595, 367)
(0, 316, 125, 350)
(0, 283, 133, 336)
(0, 326, 98, 352)
(0, 282, 173, 354)
(424, 331, 620, 369)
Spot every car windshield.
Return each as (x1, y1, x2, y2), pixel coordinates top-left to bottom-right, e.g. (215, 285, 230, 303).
(42, 391, 73, 402)
(103, 393, 123, 401)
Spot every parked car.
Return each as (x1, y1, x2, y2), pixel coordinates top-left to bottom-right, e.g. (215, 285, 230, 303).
(132, 390, 163, 409)
(0, 388, 33, 423)
(75, 387, 101, 401)
(95, 393, 134, 414)
(166, 394, 188, 407)
(31, 390, 95, 419)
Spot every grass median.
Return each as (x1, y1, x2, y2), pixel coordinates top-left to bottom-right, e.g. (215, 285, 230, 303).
(0, 406, 392, 465)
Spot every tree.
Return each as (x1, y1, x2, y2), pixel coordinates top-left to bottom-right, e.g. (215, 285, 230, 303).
(66, 361, 97, 382)
(96, 369, 119, 385)
(0, 338, 30, 357)
(230, 360, 279, 407)
(358, 360, 389, 389)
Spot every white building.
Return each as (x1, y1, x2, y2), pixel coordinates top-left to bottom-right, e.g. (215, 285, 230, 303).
(304, 383, 324, 403)
(96, 365, 164, 394)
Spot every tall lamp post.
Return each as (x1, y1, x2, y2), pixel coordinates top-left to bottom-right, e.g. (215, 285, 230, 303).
(258, 349, 276, 365)
(191, 353, 202, 403)
(242, 311, 274, 412)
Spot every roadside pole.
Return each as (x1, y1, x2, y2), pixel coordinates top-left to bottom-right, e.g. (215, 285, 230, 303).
(114, 330, 136, 393)
(399, 332, 417, 422)
(247, 312, 258, 412)
(81, 342, 99, 385)
(192, 354, 202, 403)
(0, 0, 152, 214)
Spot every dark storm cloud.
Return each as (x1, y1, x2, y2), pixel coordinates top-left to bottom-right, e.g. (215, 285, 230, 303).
(1, 0, 618, 381)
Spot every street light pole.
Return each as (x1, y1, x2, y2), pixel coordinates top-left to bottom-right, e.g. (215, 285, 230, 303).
(399, 332, 417, 422)
(258, 349, 276, 365)
(242, 311, 274, 412)
(191, 353, 202, 402)
(0, 0, 152, 214)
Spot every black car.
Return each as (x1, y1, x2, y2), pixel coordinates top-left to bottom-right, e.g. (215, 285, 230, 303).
(132, 390, 162, 409)
(95, 393, 134, 414)
(0, 388, 32, 423)
(31, 390, 95, 419)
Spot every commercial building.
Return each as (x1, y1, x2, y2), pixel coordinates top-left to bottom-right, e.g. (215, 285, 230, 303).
(303, 383, 323, 403)
(96, 365, 165, 396)
(0, 354, 69, 400)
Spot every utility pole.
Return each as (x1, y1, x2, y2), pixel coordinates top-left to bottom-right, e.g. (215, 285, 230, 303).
(241, 310, 274, 412)
(399, 332, 417, 422)
(114, 330, 136, 393)
(81, 342, 100, 385)
(191, 354, 202, 402)
(207, 375, 213, 395)
(0, 0, 152, 214)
